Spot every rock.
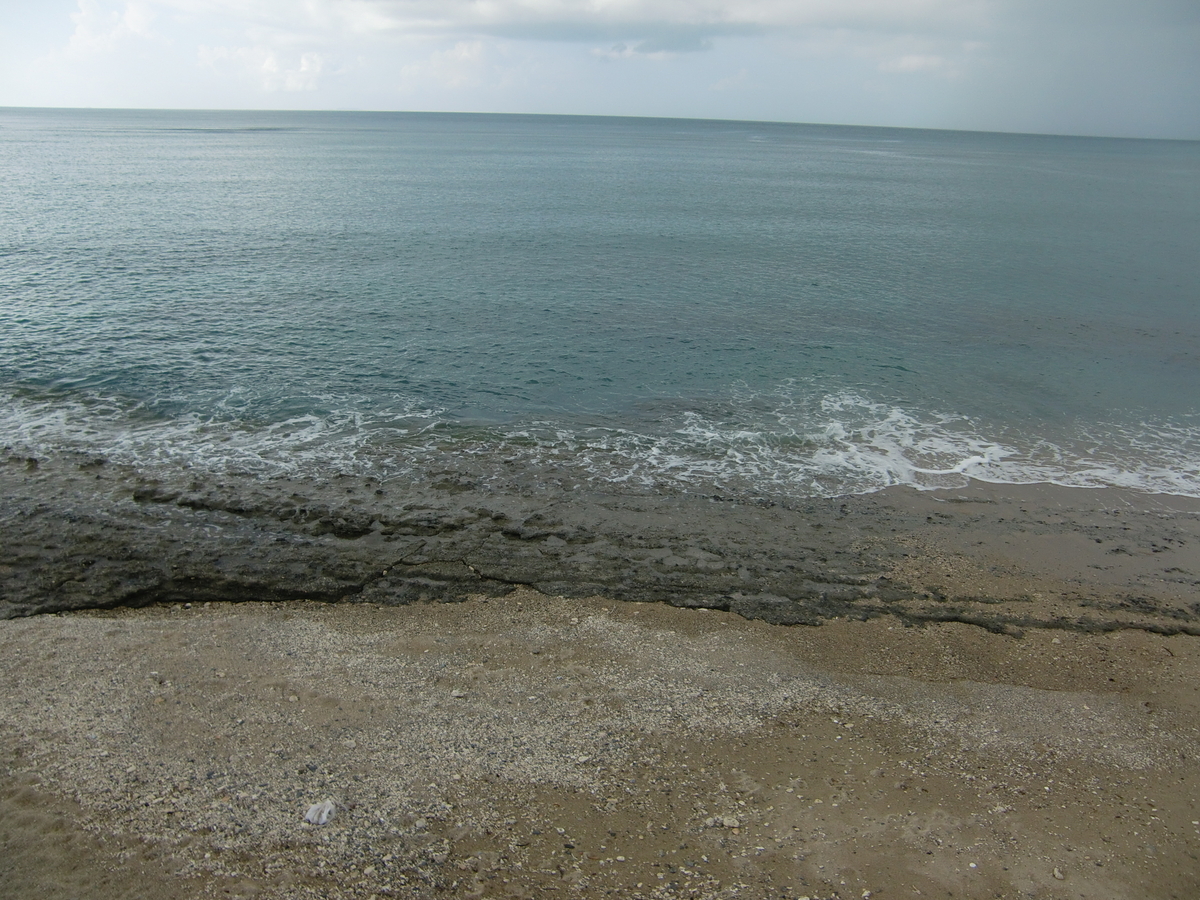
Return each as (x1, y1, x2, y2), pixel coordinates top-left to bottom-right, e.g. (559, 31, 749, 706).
(1053, 866, 1065, 880)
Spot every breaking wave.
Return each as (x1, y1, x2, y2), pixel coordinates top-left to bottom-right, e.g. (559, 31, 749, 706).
(2, 388, 1198, 499)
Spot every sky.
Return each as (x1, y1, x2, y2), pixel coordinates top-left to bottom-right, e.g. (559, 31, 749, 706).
(1, 1, 1197, 138)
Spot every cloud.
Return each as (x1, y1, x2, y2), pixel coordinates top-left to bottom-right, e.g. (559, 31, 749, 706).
(879, 53, 946, 73)
(51, 1, 997, 88)
(60, 0, 993, 100)
(145, 0, 992, 46)
(592, 30, 714, 60)
(7, 1, 1197, 138)
(198, 44, 327, 91)
(68, 0, 159, 54)
(398, 40, 490, 91)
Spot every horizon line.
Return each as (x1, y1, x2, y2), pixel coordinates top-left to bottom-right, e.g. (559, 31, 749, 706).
(2, 105, 1195, 144)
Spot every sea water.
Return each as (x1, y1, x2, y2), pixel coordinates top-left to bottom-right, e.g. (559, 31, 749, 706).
(2, 108, 1198, 499)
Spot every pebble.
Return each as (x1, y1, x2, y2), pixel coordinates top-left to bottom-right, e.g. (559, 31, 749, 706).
(1053, 867, 1065, 880)
(704, 815, 741, 828)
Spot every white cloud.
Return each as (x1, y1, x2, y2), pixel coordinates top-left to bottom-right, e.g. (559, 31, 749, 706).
(398, 40, 489, 91)
(68, 0, 159, 54)
(198, 44, 327, 91)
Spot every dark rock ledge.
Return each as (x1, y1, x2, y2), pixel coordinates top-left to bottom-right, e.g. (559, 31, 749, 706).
(4, 454, 1199, 637)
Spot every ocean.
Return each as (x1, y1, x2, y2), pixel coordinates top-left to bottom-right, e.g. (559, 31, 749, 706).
(2, 108, 1199, 501)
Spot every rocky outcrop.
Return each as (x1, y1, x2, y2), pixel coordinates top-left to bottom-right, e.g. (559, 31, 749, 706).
(4, 453, 1199, 635)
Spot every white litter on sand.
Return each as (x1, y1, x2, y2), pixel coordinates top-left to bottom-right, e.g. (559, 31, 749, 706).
(304, 799, 336, 825)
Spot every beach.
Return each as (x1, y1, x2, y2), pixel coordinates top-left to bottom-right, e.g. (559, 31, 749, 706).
(3, 456, 1200, 899)
(3, 109, 1200, 900)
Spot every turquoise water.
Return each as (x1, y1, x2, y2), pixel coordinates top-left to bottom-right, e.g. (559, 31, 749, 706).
(2, 108, 1199, 497)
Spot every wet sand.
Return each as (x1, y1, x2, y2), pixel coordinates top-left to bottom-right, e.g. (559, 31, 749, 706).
(2, 454, 1200, 898)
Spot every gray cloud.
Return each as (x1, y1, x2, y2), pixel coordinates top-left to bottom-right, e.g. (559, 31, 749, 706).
(160, 0, 992, 45)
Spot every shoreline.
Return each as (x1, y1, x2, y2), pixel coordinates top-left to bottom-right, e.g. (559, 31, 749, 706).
(3, 455, 1200, 897)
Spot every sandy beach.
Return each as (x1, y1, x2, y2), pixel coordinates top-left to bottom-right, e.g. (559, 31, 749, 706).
(3, 455, 1200, 899)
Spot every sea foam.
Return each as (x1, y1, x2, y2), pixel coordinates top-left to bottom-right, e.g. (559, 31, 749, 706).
(4, 389, 1198, 500)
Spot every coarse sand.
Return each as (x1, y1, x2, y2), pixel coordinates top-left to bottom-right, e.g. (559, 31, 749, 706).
(3, 589, 1199, 900)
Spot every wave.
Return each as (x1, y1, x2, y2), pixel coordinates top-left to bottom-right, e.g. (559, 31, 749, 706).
(495, 393, 1200, 498)
(2, 388, 1198, 499)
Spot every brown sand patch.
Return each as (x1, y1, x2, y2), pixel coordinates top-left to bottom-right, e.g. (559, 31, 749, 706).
(3, 591, 1199, 899)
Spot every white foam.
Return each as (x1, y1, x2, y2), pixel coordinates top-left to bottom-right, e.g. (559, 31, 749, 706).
(0, 391, 444, 479)
(508, 392, 1200, 499)
(3, 388, 1198, 499)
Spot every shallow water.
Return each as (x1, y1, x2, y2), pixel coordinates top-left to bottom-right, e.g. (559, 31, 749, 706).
(2, 109, 1198, 498)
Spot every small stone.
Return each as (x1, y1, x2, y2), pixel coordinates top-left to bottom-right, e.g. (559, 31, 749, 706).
(1053, 867, 1065, 880)
(451, 689, 466, 699)
(721, 816, 739, 828)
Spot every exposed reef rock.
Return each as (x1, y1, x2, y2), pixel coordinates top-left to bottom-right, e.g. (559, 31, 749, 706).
(3, 453, 1199, 635)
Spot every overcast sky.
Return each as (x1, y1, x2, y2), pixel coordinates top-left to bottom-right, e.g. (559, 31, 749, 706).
(1, 1, 1197, 138)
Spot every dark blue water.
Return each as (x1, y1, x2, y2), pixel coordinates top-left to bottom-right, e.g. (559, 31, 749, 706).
(2, 108, 1198, 497)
